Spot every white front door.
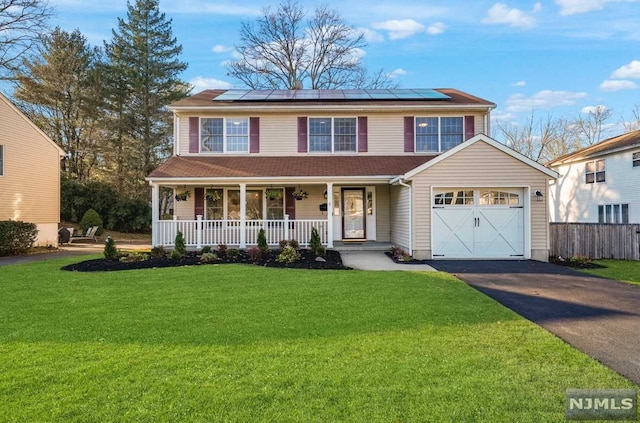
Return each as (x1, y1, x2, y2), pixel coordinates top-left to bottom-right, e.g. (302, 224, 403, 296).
(432, 188, 525, 258)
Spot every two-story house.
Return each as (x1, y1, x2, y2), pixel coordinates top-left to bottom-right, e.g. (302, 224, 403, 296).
(0, 92, 65, 247)
(549, 129, 640, 224)
(147, 89, 557, 261)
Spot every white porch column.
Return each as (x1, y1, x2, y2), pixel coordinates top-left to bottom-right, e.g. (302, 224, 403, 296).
(196, 214, 203, 249)
(239, 183, 247, 248)
(326, 182, 334, 248)
(151, 182, 159, 247)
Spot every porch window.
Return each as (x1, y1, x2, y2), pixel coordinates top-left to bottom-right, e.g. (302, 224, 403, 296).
(416, 117, 463, 153)
(227, 190, 263, 220)
(585, 159, 605, 184)
(201, 118, 248, 153)
(205, 189, 223, 219)
(309, 117, 356, 152)
(266, 189, 284, 219)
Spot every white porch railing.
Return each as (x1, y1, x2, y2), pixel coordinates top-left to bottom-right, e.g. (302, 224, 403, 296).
(155, 216, 328, 248)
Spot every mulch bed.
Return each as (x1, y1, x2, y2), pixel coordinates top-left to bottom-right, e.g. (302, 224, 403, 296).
(61, 249, 350, 272)
(549, 257, 606, 269)
(384, 251, 432, 265)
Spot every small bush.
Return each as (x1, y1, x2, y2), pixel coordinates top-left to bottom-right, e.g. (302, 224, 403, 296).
(200, 252, 219, 263)
(119, 252, 149, 263)
(0, 220, 38, 256)
(257, 228, 268, 252)
(569, 255, 590, 265)
(399, 252, 413, 262)
(149, 246, 167, 259)
(276, 245, 301, 264)
(80, 208, 103, 235)
(103, 236, 119, 260)
(279, 239, 299, 250)
(201, 245, 213, 254)
(309, 227, 322, 256)
(217, 244, 228, 256)
(390, 246, 404, 259)
(169, 249, 183, 261)
(247, 246, 262, 263)
(316, 246, 326, 257)
(173, 231, 186, 258)
(226, 248, 240, 259)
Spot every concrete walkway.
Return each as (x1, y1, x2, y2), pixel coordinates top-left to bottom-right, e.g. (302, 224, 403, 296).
(340, 251, 436, 271)
(428, 260, 640, 384)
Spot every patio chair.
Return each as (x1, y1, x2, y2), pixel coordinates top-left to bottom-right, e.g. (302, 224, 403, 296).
(69, 226, 99, 243)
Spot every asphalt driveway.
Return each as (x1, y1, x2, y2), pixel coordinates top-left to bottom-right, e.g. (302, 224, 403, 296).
(428, 260, 640, 385)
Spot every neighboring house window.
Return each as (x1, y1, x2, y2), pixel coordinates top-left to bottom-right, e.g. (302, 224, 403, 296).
(585, 159, 605, 183)
(0, 145, 3, 176)
(416, 117, 464, 153)
(309, 117, 356, 152)
(598, 203, 629, 223)
(633, 152, 640, 167)
(201, 118, 248, 153)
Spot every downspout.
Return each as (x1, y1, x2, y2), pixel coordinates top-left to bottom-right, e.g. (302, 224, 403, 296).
(393, 177, 413, 255)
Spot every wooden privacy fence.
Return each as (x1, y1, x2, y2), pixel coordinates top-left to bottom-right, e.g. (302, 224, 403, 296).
(550, 223, 640, 260)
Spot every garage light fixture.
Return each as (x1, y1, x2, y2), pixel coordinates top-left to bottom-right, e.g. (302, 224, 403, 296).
(535, 190, 543, 202)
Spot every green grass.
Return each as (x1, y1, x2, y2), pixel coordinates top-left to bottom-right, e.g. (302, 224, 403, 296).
(582, 260, 640, 285)
(0, 258, 636, 422)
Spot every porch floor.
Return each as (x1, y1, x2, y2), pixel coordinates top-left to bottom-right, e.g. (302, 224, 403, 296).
(332, 241, 393, 252)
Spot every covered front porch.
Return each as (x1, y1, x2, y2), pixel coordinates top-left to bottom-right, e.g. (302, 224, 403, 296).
(149, 180, 390, 249)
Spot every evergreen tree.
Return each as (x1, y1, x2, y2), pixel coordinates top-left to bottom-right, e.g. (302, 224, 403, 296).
(104, 0, 189, 198)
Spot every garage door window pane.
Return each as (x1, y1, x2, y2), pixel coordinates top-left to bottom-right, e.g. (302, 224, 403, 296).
(434, 190, 473, 205)
(480, 190, 520, 205)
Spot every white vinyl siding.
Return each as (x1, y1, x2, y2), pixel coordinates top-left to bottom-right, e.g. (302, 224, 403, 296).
(390, 184, 411, 251)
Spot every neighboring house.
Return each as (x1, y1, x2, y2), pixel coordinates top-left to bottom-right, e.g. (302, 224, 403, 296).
(0, 92, 65, 246)
(549, 130, 640, 224)
(147, 89, 557, 261)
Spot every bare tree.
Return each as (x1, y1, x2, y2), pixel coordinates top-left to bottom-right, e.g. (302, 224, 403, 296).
(572, 105, 613, 145)
(227, 0, 393, 89)
(0, 0, 52, 80)
(621, 104, 640, 132)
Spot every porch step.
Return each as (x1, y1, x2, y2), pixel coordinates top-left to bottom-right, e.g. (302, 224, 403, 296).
(332, 241, 393, 252)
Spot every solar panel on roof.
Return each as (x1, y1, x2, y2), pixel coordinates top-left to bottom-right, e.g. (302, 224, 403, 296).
(213, 88, 450, 101)
(214, 89, 250, 100)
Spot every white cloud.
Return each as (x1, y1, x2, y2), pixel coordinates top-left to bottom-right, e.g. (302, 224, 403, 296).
(164, 2, 260, 16)
(505, 90, 588, 112)
(581, 105, 609, 114)
(512, 81, 527, 87)
(599, 80, 639, 91)
(482, 3, 539, 29)
(556, 0, 640, 16)
(611, 60, 640, 79)
(491, 110, 516, 122)
(372, 19, 426, 40)
(389, 68, 408, 79)
(358, 27, 384, 43)
(189, 76, 233, 93)
(212, 44, 233, 54)
(427, 22, 447, 35)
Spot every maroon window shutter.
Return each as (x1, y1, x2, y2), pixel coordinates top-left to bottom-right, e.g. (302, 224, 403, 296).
(194, 188, 205, 217)
(358, 116, 368, 152)
(250, 117, 260, 153)
(404, 116, 414, 152)
(465, 116, 475, 140)
(189, 117, 199, 153)
(285, 187, 296, 219)
(297, 117, 308, 153)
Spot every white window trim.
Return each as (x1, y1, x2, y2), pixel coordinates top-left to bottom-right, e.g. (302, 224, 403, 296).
(598, 203, 629, 224)
(307, 117, 358, 154)
(205, 187, 286, 220)
(199, 117, 250, 155)
(415, 116, 465, 154)
(633, 151, 640, 168)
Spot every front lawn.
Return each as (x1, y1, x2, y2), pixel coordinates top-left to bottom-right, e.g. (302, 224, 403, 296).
(582, 259, 640, 285)
(0, 258, 635, 422)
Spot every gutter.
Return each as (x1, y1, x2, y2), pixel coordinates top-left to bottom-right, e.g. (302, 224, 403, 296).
(390, 176, 413, 255)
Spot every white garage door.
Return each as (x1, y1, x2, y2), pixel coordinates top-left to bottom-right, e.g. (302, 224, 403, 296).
(432, 189, 525, 259)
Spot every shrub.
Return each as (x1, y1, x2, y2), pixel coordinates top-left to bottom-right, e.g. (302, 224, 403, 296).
(276, 245, 301, 264)
(390, 246, 404, 259)
(226, 248, 240, 259)
(80, 208, 103, 234)
(257, 228, 268, 252)
(316, 246, 326, 257)
(0, 221, 38, 256)
(247, 246, 262, 263)
(106, 198, 151, 233)
(201, 245, 213, 254)
(399, 252, 413, 262)
(149, 246, 167, 259)
(309, 227, 322, 256)
(171, 231, 186, 260)
(217, 244, 228, 256)
(200, 252, 219, 263)
(279, 239, 299, 250)
(103, 236, 119, 260)
(119, 252, 149, 263)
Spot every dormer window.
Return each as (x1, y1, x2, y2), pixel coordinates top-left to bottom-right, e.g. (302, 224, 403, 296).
(201, 118, 249, 153)
(585, 159, 605, 184)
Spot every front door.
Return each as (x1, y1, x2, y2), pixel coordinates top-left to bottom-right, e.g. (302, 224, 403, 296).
(342, 188, 366, 239)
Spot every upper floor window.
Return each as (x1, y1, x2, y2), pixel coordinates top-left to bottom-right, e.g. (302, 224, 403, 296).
(0, 145, 3, 176)
(416, 117, 463, 153)
(201, 118, 248, 153)
(585, 159, 605, 184)
(309, 117, 356, 152)
(633, 152, 640, 168)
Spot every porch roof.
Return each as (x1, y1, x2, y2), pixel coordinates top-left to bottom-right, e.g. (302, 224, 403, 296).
(147, 155, 435, 180)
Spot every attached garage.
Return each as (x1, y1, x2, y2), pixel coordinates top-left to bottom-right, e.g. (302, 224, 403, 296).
(390, 135, 558, 261)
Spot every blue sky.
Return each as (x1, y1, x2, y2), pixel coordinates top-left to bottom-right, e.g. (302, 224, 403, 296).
(48, 0, 639, 134)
